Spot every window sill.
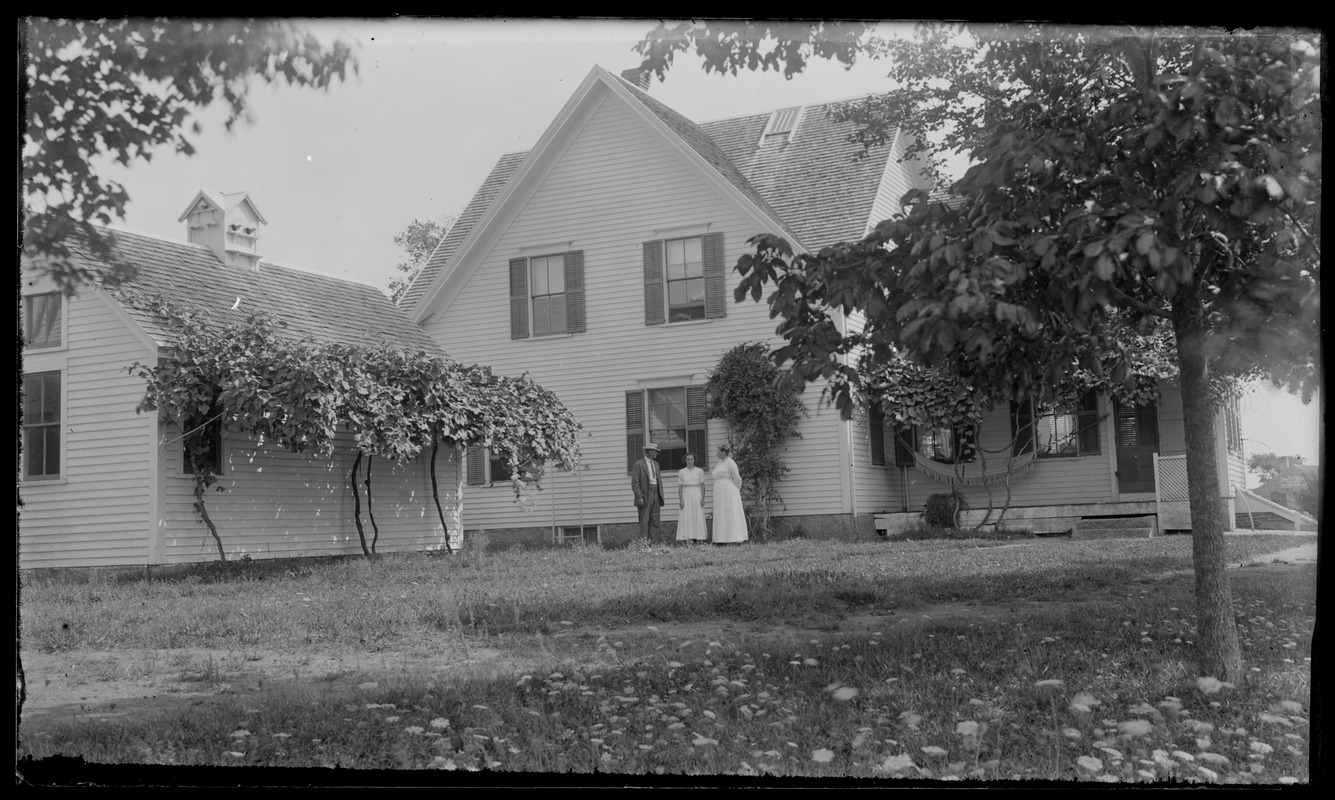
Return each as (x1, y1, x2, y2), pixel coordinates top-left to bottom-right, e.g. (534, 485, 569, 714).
(527, 331, 579, 340)
(662, 318, 712, 327)
(20, 476, 67, 486)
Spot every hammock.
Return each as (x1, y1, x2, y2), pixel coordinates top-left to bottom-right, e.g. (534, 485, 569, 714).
(909, 448, 1038, 486)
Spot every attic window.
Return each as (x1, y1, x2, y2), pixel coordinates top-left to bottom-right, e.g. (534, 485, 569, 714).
(762, 106, 802, 141)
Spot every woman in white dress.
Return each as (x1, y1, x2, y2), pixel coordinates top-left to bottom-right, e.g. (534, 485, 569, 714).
(710, 445, 749, 544)
(675, 453, 708, 543)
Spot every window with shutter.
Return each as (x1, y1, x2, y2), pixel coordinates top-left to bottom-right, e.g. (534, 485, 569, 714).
(869, 406, 886, 466)
(510, 251, 585, 338)
(644, 233, 725, 324)
(626, 385, 708, 472)
(466, 445, 486, 486)
(1014, 392, 1101, 458)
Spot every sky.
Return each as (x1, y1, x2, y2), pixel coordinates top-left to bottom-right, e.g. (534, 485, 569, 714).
(65, 18, 1323, 477)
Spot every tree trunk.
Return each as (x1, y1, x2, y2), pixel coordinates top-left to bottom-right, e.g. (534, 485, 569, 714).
(350, 450, 370, 557)
(1172, 288, 1243, 681)
(431, 441, 453, 553)
(364, 454, 380, 553)
(192, 470, 226, 562)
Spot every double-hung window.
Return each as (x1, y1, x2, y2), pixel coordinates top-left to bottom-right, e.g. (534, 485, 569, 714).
(24, 292, 62, 349)
(867, 406, 972, 466)
(22, 371, 61, 479)
(1011, 391, 1101, 458)
(183, 396, 225, 475)
(510, 251, 585, 338)
(642, 232, 726, 325)
(625, 386, 708, 472)
(466, 446, 537, 486)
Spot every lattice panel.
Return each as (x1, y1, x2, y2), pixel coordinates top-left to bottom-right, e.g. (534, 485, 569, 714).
(1157, 456, 1190, 501)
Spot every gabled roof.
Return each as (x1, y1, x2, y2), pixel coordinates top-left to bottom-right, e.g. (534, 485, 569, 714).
(400, 65, 907, 317)
(1255, 463, 1320, 493)
(60, 225, 441, 353)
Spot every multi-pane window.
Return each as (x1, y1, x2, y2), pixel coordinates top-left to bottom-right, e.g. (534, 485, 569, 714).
(509, 251, 584, 339)
(625, 386, 708, 472)
(22, 371, 61, 478)
(1013, 391, 1101, 458)
(642, 232, 725, 325)
(665, 237, 706, 322)
(529, 254, 567, 336)
(466, 446, 536, 486)
(24, 293, 62, 349)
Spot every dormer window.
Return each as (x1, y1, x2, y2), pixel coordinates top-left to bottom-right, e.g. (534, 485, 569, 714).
(762, 106, 802, 142)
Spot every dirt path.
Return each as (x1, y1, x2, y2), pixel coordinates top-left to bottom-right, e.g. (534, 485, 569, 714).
(17, 549, 1316, 735)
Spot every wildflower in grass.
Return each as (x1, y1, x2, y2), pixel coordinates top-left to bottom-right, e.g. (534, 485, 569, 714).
(1137, 769, 1156, 780)
(404, 726, 424, 735)
(1274, 700, 1303, 714)
(1069, 692, 1099, 713)
(358, 682, 378, 691)
(230, 729, 251, 739)
(921, 746, 947, 758)
(804, 658, 819, 666)
(1259, 713, 1294, 727)
(692, 733, 718, 746)
(1197, 752, 1229, 767)
(1195, 676, 1223, 695)
(1197, 766, 1218, 781)
(1063, 728, 1082, 740)
(385, 716, 400, 723)
(899, 711, 922, 729)
(1035, 679, 1063, 688)
(1118, 720, 1154, 738)
(1077, 755, 1103, 772)
(226, 751, 246, 758)
(956, 721, 979, 738)
(832, 687, 859, 701)
(1172, 750, 1195, 762)
(811, 748, 835, 763)
(1278, 777, 1300, 785)
(1250, 741, 1274, 755)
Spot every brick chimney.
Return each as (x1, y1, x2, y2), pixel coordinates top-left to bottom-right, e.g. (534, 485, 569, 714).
(620, 67, 651, 91)
(178, 190, 267, 271)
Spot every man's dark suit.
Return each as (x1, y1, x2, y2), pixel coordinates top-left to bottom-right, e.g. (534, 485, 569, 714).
(630, 455, 665, 544)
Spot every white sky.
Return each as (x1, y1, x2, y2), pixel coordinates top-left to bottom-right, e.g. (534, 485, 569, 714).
(73, 18, 1322, 475)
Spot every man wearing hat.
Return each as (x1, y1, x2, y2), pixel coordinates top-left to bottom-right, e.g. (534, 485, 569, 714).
(631, 442, 666, 545)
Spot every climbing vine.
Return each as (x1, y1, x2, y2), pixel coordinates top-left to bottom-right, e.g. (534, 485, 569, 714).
(705, 342, 806, 540)
(123, 291, 582, 560)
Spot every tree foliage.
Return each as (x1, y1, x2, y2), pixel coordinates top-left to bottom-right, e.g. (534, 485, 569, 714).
(635, 21, 871, 81)
(1245, 451, 1305, 484)
(21, 18, 357, 294)
(705, 343, 806, 539)
(639, 24, 1320, 681)
(388, 215, 456, 303)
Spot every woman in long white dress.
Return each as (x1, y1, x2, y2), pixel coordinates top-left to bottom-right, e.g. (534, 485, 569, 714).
(675, 453, 708, 543)
(710, 445, 749, 544)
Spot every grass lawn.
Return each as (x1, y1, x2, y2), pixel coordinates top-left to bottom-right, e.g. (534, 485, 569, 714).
(17, 534, 1315, 784)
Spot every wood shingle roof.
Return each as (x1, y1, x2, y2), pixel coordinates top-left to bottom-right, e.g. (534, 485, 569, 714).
(399, 67, 903, 316)
(63, 226, 442, 354)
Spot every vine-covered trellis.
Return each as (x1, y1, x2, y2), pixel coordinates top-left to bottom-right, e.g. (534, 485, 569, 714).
(123, 291, 582, 560)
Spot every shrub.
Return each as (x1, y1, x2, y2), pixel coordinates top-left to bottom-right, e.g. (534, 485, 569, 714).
(924, 492, 968, 528)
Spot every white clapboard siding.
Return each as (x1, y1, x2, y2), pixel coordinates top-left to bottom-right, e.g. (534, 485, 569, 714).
(159, 432, 461, 563)
(423, 88, 851, 532)
(19, 292, 156, 569)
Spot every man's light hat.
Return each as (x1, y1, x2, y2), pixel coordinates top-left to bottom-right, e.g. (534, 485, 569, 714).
(644, 442, 662, 453)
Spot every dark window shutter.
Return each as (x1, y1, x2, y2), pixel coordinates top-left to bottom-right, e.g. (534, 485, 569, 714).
(564, 250, 585, 333)
(1011, 399, 1035, 456)
(643, 240, 664, 326)
(509, 257, 529, 339)
(893, 425, 915, 467)
(686, 385, 708, 468)
(466, 445, 486, 486)
(702, 231, 727, 319)
(1077, 390, 1101, 455)
(956, 424, 977, 463)
(869, 406, 886, 466)
(626, 390, 644, 472)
